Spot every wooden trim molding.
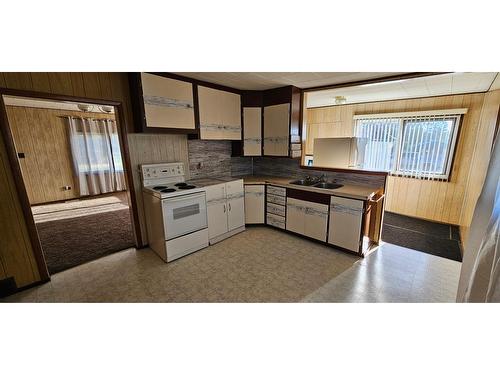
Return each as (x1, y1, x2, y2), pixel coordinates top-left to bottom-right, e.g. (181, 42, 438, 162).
(0, 92, 49, 282)
(301, 165, 389, 176)
(302, 72, 447, 93)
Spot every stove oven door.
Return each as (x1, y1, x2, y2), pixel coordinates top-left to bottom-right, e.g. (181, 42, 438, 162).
(162, 192, 208, 240)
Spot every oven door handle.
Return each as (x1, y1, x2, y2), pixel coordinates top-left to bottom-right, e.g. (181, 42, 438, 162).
(163, 192, 205, 203)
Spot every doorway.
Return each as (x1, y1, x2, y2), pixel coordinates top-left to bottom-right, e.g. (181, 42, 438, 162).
(1, 94, 140, 275)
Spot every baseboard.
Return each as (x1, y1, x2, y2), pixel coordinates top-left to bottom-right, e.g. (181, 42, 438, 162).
(209, 226, 246, 245)
(0, 278, 48, 299)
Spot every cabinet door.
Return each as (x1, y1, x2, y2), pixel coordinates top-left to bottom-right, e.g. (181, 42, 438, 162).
(243, 107, 262, 156)
(244, 185, 265, 224)
(207, 202, 228, 239)
(226, 179, 244, 199)
(263, 103, 290, 156)
(304, 201, 329, 242)
(141, 73, 195, 129)
(221, 90, 242, 140)
(228, 196, 245, 231)
(198, 86, 223, 139)
(205, 183, 228, 239)
(286, 197, 305, 235)
(328, 196, 364, 252)
(226, 179, 245, 231)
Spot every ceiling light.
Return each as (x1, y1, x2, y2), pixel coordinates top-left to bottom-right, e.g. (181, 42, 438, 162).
(335, 96, 347, 104)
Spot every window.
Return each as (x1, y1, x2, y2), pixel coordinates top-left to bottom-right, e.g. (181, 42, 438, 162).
(73, 133, 124, 173)
(354, 110, 464, 180)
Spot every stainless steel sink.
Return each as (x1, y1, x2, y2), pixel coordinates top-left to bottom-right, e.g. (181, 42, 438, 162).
(312, 182, 344, 189)
(290, 179, 316, 186)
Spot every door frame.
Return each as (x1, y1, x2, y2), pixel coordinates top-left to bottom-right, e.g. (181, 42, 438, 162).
(0, 87, 143, 282)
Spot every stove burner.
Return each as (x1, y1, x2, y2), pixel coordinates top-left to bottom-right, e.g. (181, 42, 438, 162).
(175, 182, 187, 187)
(160, 188, 176, 193)
(153, 186, 168, 191)
(178, 185, 196, 190)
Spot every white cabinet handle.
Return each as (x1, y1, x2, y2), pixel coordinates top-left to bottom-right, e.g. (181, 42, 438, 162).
(229, 202, 231, 211)
(223, 204, 226, 213)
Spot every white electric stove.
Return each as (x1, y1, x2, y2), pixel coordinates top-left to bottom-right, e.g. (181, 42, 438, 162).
(141, 162, 209, 262)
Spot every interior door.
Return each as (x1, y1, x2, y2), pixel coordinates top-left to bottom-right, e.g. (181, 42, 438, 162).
(328, 196, 364, 252)
(205, 183, 228, 239)
(286, 197, 304, 235)
(304, 201, 329, 241)
(243, 107, 262, 156)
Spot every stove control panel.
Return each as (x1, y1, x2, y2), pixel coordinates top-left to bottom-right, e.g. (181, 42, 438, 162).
(141, 163, 184, 180)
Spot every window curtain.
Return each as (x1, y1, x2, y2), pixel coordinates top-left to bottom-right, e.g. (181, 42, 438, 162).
(67, 116, 126, 196)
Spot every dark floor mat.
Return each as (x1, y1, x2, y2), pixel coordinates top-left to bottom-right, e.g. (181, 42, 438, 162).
(384, 212, 451, 239)
(382, 212, 462, 262)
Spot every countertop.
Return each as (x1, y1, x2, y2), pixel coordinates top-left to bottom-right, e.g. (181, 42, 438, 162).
(238, 175, 379, 200)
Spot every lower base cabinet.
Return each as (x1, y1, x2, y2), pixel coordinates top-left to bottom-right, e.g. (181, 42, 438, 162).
(206, 179, 245, 243)
(328, 195, 364, 252)
(286, 197, 328, 242)
(244, 185, 265, 224)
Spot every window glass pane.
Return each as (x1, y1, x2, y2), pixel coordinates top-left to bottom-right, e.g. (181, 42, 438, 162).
(399, 118, 454, 175)
(355, 119, 400, 171)
(110, 134, 124, 172)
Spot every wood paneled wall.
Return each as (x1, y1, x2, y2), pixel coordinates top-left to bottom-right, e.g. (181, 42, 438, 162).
(0, 72, 189, 289)
(127, 133, 189, 242)
(6, 106, 115, 204)
(0, 124, 40, 287)
(460, 89, 500, 244)
(306, 93, 486, 225)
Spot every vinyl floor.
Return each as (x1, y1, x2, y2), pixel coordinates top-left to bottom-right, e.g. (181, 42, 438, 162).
(2, 227, 461, 303)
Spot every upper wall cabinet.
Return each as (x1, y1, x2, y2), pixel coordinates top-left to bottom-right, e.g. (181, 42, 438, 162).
(263, 103, 290, 156)
(243, 107, 262, 155)
(232, 87, 302, 158)
(262, 86, 302, 157)
(198, 86, 242, 140)
(130, 73, 197, 133)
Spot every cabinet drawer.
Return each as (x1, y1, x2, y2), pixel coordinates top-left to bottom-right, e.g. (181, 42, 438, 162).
(267, 202, 285, 217)
(267, 213, 286, 229)
(267, 185, 286, 197)
(267, 193, 286, 206)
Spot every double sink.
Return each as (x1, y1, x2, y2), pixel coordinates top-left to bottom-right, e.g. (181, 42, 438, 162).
(290, 179, 343, 190)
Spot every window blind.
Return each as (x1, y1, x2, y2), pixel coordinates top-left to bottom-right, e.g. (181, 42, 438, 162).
(355, 110, 464, 180)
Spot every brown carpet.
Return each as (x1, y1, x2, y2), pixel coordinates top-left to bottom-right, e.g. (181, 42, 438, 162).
(33, 195, 135, 275)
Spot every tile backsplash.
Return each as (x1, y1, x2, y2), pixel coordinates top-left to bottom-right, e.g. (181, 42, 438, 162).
(187, 140, 385, 188)
(188, 140, 252, 179)
(252, 157, 386, 187)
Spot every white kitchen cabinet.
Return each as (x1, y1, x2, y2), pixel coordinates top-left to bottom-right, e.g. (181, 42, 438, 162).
(206, 183, 228, 240)
(227, 180, 245, 231)
(205, 179, 245, 244)
(140, 73, 195, 130)
(286, 197, 304, 235)
(263, 103, 290, 156)
(304, 201, 329, 242)
(328, 196, 364, 253)
(286, 197, 328, 241)
(244, 185, 265, 224)
(198, 86, 242, 140)
(243, 107, 262, 156)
